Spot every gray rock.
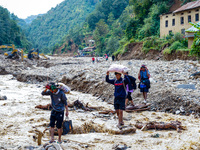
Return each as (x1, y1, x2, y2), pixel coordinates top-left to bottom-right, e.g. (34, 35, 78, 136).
(0, 96, 7, 100)
(177, 84, 196, 90)
(113, 144, 128, 150)
(176, 110, 180, 115)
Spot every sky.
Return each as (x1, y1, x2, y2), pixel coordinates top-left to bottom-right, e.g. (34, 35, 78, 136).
(0, 0, 64, 19)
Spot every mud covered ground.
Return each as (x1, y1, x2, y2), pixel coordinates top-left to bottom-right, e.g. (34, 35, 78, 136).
(0, 55, 200, 149)
(1, 55, 199, 117)
(0, 75, 200, 150)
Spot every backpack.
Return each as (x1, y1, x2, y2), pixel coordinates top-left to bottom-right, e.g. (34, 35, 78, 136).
(57, 83, 71, 94)
(128, 75, 137, 90)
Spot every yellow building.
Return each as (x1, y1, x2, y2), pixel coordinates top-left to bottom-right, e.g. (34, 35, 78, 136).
(160, 0, 200, 48)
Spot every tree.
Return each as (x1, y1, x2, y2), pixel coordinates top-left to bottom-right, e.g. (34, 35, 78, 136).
(93, 19, 109, 55)
(106, 36, 119, 54)
(190, 22, 200, 60)
(107, 13, 115, 26)
(125, 18, 139, 40)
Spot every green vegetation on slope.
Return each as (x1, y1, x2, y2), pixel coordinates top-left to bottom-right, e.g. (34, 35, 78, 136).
(27, 0, 99, 53)
(0, 6, 31, 50)
(58, 0, 130, 55)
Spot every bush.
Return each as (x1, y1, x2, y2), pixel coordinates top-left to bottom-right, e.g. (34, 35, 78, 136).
(174, 32, 184, 41)
(163, 41, 186, 54)
(169, 41, 185, 51)
(142, 36, 162, 52)
(163, 48, 172, 54)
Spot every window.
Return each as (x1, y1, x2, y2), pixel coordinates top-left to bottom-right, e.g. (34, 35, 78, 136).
(181, 13, 184, 15)
(196, 9, 199, 12)
(188, 15, 191, 22)
(172, 19, 175, 26)
(173, 14, 175, 16)
(181, 29, 185, 35)
(166, 16, 168, 18)
(188, 11, 191, 13)
(180, 17, 184, 24)
(196, 13, 199, 21)
(165, 20, 168, 27)
(169, 30, 172, 35)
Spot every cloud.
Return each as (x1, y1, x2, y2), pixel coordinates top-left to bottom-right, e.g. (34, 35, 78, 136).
(0, 0, 64, 19)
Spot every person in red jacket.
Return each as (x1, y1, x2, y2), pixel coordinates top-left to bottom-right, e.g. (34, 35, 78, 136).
(92, 57, 95, 64)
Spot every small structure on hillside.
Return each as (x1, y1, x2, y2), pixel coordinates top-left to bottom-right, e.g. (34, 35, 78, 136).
(160, 0, 200, 48)
(185, 23, 199, 48)
(80, 46, 96, 56)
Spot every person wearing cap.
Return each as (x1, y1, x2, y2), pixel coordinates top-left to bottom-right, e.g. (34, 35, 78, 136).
(138, 65, 150, 104)
(106, 71, 131, 128)
(41, 82, 68, 144)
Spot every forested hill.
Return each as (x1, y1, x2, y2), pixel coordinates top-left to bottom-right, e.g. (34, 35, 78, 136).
(26, 0, 99, 53)
(24, 14, 43, 24)
(55, 0, 193, 56)
(0, 6, 31, 49)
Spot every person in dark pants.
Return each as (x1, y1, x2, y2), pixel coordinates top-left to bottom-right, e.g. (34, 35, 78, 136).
(92, 57, 95, 64)
(41, 82, 69, 144)
(138, 65, 150, 104)
(125, 72, 136, 107)
(106, 71, 131, 128)
(112, 55, 115, 61)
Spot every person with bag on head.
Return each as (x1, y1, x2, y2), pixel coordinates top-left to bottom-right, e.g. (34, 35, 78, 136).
(106, 71, 131, 128)
(41, 82, 69, 144)
(125, 72, 137, 107)
(138, 65, 150, 104)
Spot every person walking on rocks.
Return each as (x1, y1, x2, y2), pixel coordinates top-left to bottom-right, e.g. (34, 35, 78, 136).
(125, 72, 136, 107)
(92, 57, 95, 64)
(106, 55, 108, 61)
(138, 65, 150, 104)
(112, 55, 115, 61)
(41, 82, 69, 144)
(106, 71, 131, 128)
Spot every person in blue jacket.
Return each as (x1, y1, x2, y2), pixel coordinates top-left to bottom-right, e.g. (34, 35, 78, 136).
(138, 65, 150, 104)
(106, 71, 131, 127)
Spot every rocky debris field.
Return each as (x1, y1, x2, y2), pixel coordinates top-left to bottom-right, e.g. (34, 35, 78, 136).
(1, 55, 199, 117)
(0, 55, 200, 149)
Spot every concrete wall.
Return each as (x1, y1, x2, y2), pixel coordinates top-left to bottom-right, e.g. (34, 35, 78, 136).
(188, 37, 194, 48)
(160, 7, 200, 37)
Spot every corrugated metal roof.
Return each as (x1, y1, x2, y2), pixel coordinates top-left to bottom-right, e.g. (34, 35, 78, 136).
(173, 0, 200, 13)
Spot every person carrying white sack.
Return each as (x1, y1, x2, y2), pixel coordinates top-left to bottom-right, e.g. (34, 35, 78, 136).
(106, 64, 131, 128)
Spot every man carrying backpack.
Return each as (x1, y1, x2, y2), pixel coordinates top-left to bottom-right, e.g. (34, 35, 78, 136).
(41, 82, 69, 144)
(106, 71, 131, 128)
(125, 72, 136, 107)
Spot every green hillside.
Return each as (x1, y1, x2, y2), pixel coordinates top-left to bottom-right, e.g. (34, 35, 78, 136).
(0, 6, 31, 50)
(24, 14, 43, 24)
(57, 0, 194, 56)
(26, 0, 99, 53)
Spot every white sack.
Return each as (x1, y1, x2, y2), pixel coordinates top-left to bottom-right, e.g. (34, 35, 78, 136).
(108, 64, 130, 73)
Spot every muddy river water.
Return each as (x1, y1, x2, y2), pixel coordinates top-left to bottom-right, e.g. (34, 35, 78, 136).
(0, 74, 199, 150)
